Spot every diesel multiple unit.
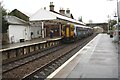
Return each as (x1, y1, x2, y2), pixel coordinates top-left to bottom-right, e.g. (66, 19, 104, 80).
(62, 23, 93, 42)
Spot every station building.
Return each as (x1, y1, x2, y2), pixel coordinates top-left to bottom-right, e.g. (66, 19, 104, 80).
(3, 2, 84, 44)
(3, 15, 30, 43)
(30, 2, 85, 38)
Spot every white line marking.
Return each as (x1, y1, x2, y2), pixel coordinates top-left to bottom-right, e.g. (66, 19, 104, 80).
(46, 34, 100, 79)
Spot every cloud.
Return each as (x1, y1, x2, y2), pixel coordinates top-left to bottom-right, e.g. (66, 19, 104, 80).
(2, 0, 117, 23)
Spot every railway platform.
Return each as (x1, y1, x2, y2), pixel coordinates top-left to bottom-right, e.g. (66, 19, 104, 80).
(1, 37, 61, 50)
(1, 37, 62, 64)
(47, 34, 119, 79)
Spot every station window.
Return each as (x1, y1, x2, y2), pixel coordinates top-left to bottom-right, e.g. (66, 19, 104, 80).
(37, 31, 39, 34)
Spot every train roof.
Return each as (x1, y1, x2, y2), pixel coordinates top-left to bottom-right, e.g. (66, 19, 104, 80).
(86, 26, 93, 29)
(74, 25, 93, 29)
(74, 24, 86, 28)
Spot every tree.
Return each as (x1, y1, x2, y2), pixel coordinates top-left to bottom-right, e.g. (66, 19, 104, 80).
(108, 20, 117, 30)
(0, 1, 8, 33)
(2, 17, 8, 33)
(0, 1, 7, 17)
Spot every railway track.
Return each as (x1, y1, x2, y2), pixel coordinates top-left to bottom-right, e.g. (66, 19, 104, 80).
(22, 35, 96, 80)
(2, 34, 97, 79)
(3, 44, 65, 73)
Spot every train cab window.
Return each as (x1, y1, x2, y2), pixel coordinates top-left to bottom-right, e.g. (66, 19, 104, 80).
(71, 27, 74, 31)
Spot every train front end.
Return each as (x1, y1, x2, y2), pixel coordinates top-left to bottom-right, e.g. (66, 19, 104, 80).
(62, 24, 75, 43)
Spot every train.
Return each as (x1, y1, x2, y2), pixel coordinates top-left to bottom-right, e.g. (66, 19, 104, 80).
(61, 23, 93, 43)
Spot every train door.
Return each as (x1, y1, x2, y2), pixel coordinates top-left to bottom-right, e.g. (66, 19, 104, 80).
(70, 24, 74, 37)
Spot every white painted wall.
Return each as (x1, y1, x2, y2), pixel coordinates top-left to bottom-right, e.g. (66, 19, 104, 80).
(24, 26, 31, 40)
(8, 25, 42, 43)
(30, 26, 42, 39)
(8, 25, 31, 43)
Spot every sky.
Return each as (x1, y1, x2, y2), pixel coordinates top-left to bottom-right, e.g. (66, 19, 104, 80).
(1, 0, 119, 23)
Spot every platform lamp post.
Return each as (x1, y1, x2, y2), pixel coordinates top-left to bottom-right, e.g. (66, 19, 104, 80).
(108, 0, 119, 42)
(107, 15, 111, 34)
(116, 0, 119, 42)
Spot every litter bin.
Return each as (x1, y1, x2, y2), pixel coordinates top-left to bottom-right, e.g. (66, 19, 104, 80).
(110, 31, 113, 38)
(110, 35, 113, 38)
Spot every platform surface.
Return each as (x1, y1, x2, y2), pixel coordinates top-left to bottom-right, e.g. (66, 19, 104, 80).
(1, 37, 61, 51)
(47, 34, 118, 78)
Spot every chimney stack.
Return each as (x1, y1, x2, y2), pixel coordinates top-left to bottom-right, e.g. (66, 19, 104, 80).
(66, 8, 71, 18)
(49, 2, 54, 11)
(59, 8, 65, 15)
(66, 8, 70, 14)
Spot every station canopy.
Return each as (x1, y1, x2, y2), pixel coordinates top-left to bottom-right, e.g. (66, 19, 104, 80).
(30, 9, 85, 25)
